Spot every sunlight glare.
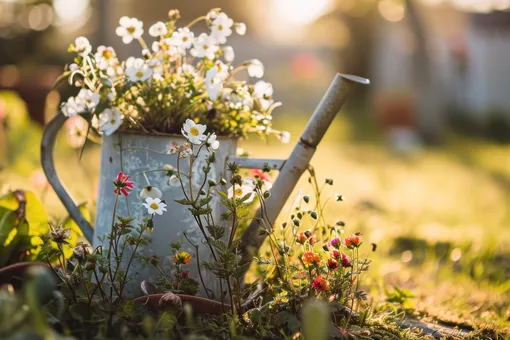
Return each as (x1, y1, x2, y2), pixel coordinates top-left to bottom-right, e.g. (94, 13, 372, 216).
(271, 0, 333, 26)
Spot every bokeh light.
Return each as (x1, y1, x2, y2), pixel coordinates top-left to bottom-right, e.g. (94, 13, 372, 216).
(378, 0, 406, 22)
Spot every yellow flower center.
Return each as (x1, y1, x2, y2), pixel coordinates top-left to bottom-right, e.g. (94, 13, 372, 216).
(190, 127, 199, 136)
(218, 24, 223, 31)
(182, 36, 188, 42)
(127, 27, 135, 34)
(235, 188, 243, 197)
(102, 50, 113, 59)
(110, 119, 116, 124)
(203, 44, 209, 50)
(150, 202, 159, 210)
(161, 43, 169, 51)
(135, 71, 144, 78)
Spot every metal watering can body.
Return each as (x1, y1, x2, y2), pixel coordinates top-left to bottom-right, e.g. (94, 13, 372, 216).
(41, 74, 369, 298)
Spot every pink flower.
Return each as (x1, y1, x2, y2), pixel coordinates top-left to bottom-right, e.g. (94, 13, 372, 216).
(330, 237, 341, 249)
(340, 253, 351, 267)
(113, 171, 134, 196)
(250, 169, 271, 182)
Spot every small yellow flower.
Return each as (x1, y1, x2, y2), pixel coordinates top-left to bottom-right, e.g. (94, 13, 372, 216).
(173, 251, 191, 265)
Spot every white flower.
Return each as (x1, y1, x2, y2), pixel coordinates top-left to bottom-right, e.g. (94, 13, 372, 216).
(74, 36, 91, 57)
(140, 186, 163, 199)
(181, 119, 207, 145)
(148, 21, 168, 37)
(116, 16, 144, 44)
(168, 175, 180, 187)
(168, 141, 179, 155)
(223, 46, 235, 63)
(190, 33, 219, 60)
(253, 80, 274, 110)
(170, 27, 194, 51)
(65, 115, 88, 148)
(69, 63, 79, 71)
(205, 61, 229, 101)
(222, 86, 253, 110)
(206, 133, 220, 151)
(178, 143, 193, 158)
(143, 197, 167, 215)
(98, 107, 123, 136)
(227, 178, 256, 203)
(210, 12, 233, 44)
(163, 164, 175, 172)
(280, 131, 291, 144)
(247, 59, 264, 78)
(95, 46, 118, 70)
(235, 23, 246, 35)
(76, 88, 100, 111)
(61, 97, 84, 117)
(207, 9, 219, 21)
(125, 57, 153, 82)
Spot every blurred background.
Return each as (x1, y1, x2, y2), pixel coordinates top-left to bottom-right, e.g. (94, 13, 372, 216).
(0, 0, 509, 331)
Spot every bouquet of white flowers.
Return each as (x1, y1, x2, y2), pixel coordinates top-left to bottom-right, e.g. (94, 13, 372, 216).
(59, 8, 290, 143)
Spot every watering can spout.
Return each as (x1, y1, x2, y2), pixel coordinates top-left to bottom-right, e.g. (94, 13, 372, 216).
(237, 73, 370, 272)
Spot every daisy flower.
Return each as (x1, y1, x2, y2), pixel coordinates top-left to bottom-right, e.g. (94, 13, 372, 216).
(95, 46, 118, 70)
(125, 57, 153, 82)
(210, 12, 233, 44)
(143, 197, 167, 215)
(205, 60, 229, 101)
(148, 21, 168, 37)
(98, 107, 123, 136)
(227, 178, 256, 203)
(181, 119, 207, 145)
(116, 16, 144, 44)
(170, 27, 194, 51)
(190, 33, 219, 60)
(74, 36, 91, 56)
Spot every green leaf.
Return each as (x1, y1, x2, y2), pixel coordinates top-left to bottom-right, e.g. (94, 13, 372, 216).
(275, 311, 301, 332)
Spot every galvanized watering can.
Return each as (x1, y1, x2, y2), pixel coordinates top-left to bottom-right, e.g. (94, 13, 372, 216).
(41, 74, 369, 297)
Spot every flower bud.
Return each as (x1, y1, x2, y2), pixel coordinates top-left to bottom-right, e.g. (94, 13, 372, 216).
(168, 9, 181, 21)
(263, 191, 271, 199)
(150, 255, 160, 266)
(310, 211, 318, 220)
(208, 179, 217, 187)
(303, 195, 310, 203)
(325, 178, 333, 185)
(220, 178, 227, 185)
(292, 218, 300, 227)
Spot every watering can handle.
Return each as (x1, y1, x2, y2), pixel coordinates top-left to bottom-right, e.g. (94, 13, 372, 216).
(41, 112, 94, 242)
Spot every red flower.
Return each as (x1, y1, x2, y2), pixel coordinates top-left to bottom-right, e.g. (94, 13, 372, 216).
(308, 233, 317, 245)
(340, 253, 351, 267)
(344, 233, 362, 249)
(331, 250, 340, 260)
(296, 232, 307, 244)
(327, 258, 339, 270)
(302, 251, 321, 266)
(312, 275, 330, 292)
(250, 169, 271, 182)
(113, 171, 134, 196)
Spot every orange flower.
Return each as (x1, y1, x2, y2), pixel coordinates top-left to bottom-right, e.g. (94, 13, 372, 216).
(296, 232, 307, 244)
(302, 251, 321, 266)
(312, 275, 330, 291)
(173, 251, 191, 265)
(344, 233, 362, 249)
(308, 233, 317, 245)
